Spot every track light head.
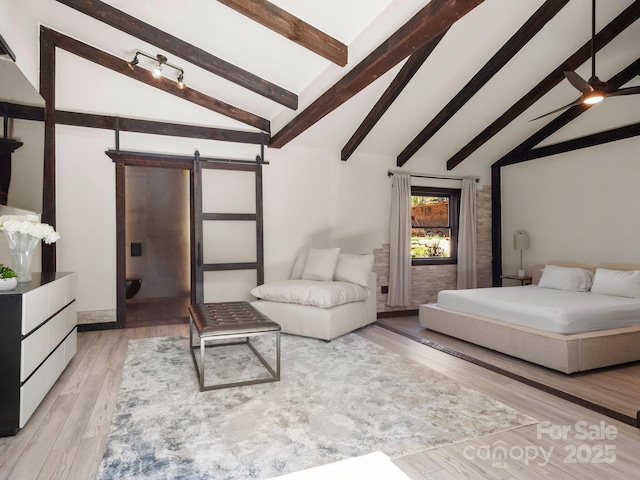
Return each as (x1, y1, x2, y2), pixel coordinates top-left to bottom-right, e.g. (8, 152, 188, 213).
(127, 53, 139, 70)
(152, 63, 163, 78)
(177, 73, 185, 89)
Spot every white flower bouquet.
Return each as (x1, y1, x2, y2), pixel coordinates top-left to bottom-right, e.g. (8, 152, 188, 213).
(0, 214, 60, 244)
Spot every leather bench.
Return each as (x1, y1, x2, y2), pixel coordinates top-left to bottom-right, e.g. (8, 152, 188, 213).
(188, 301, 281, 391)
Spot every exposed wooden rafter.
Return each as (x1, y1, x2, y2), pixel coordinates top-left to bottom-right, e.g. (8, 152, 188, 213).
(447, 1, 640, 170)
(396, 0, 570, 167)
(218, 0, 348, 67)
(55, 0, 298, 109)
(512, 122, 640, 162)
(0, 33, 16, 61)
(56, 111, 268, 144)
(340, 29, 448, 161)
(41, 27, 270, 132)
(0, 102, 266, 144)
(494, 56, 640, 168)
(269, 0, 486, 149)
(0, 102, 44, 122)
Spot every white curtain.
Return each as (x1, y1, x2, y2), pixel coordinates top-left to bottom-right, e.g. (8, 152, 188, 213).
(457, 178, 477, 289)
(388, 173, 412, 306)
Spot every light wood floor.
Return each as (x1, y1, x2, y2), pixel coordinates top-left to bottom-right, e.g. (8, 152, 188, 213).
(377, 316, 640, 421)
(1, 323, 639, 479)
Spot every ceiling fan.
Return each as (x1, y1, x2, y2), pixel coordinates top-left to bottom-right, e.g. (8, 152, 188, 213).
(531, 0, 640, 121)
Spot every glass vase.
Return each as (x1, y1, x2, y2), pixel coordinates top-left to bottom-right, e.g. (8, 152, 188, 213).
(4, 231, 40, 282)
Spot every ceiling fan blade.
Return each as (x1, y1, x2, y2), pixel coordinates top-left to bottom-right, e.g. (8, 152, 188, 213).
(606, 86, 640, 97)
(529, 98, 584, 121)
(564, 71, 593, 94)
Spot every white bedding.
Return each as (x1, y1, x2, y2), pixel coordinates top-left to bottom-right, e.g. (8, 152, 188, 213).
(437, 285, 640, 334)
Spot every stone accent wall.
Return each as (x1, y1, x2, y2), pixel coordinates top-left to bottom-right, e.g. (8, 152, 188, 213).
(476, 187, 492, 288)
(374, 186, 492, 312)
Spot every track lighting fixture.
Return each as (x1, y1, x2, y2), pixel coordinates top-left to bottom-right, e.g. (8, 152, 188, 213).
(127, 53, 139, 70)
(127, 51, 185, 88)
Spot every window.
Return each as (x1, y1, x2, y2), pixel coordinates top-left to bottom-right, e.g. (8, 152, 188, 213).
(411, 186, 460, 265)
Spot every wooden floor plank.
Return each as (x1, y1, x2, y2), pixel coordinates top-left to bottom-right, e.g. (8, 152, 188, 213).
(65, 435, 106, 480)
(53, 375, 104, 450)
(83, 337, 129, 439)
(36, 446, 78, 480)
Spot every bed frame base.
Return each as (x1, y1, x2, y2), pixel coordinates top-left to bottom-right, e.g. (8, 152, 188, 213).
(419, 304, 640, 374)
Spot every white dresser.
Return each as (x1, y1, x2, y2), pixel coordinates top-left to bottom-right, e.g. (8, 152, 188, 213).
(0, 272, 77, 437)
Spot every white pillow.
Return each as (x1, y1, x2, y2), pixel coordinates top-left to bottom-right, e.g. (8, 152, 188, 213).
(537, 265, 594, 292)
(590, 268, 640, 299)
(290, 251, 308, 279)
(301, 247, 340, 281)
(250, 280, 369, 308)
(334, 253, 374, 287)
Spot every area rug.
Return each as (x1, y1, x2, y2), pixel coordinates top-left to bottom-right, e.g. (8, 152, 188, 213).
(97, 334, 537, 479)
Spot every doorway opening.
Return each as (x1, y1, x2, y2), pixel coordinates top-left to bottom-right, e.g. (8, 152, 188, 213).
(124, 165, 191, 327)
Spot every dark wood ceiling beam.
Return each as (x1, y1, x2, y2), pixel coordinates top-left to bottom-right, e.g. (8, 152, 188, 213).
(494, 56, 640, 168)
(511, 122, 640, 162)
(217, 0, 347, 67)
(0, 101, 265, 143)
(1, 102, 45, 122)
(42, 27, 270, 132)
(447, 1, 640, 170)
(340, 29, 448, 161)
(55, 0, 297, 109)
(269, 0, 485, 149)
(0, 34, 16, 61)
(56, 111, 268, 144)
(396, 0, 570, 167)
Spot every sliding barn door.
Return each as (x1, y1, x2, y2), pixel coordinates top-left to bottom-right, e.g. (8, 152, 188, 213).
(193, 158, 264, 304)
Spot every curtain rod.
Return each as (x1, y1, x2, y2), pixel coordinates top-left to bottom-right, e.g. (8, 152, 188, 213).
(387, 169, 479, 182)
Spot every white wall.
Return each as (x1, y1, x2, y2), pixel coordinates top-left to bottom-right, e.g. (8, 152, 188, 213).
(56, 125, 117, 312)
(501, 137, 640, 275)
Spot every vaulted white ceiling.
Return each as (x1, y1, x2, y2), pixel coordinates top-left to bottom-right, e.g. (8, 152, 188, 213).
(2, 0, 639, 173)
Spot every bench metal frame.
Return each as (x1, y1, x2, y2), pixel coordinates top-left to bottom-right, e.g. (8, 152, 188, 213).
(189, 314, 281, 391)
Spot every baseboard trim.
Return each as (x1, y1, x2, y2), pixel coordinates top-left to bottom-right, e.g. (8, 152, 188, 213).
(77, 322, 118, 332)
(377, 309, 418, 319)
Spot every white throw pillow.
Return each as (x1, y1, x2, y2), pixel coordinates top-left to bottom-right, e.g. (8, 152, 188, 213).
(290, 251, 308, 279)
(301, 248, 340, 281)
(537, 265, 594, 292)
(251, 280, 369, 308)
(590, 268, 640, 299)
(334, 253, 374, 287)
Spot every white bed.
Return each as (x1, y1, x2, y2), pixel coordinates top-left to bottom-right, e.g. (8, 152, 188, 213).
(437, 286, 640, 334)
(420, 262, 640, 374)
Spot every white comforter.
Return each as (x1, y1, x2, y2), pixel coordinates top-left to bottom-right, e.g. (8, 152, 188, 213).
(437, 285, 640, 334)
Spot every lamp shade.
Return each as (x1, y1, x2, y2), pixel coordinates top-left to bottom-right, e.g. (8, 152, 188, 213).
(513, 230, 529, 250)
(514, 231, 529, 250)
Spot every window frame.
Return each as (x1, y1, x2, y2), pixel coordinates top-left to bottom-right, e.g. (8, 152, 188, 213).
(410, 186, 460, 266)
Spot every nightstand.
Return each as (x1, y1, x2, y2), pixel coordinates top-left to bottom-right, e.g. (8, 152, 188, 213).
(501, 274, 532, 286)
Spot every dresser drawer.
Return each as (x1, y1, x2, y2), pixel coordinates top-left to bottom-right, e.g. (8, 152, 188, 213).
(20, 325, 49, 382)
(22, 286, 49, 335)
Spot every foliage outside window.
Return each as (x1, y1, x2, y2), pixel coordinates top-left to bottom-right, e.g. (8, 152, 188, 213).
(411, 186, 460, 265)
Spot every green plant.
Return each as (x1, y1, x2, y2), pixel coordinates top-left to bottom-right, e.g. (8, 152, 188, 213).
(0, 265, 16, 279)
